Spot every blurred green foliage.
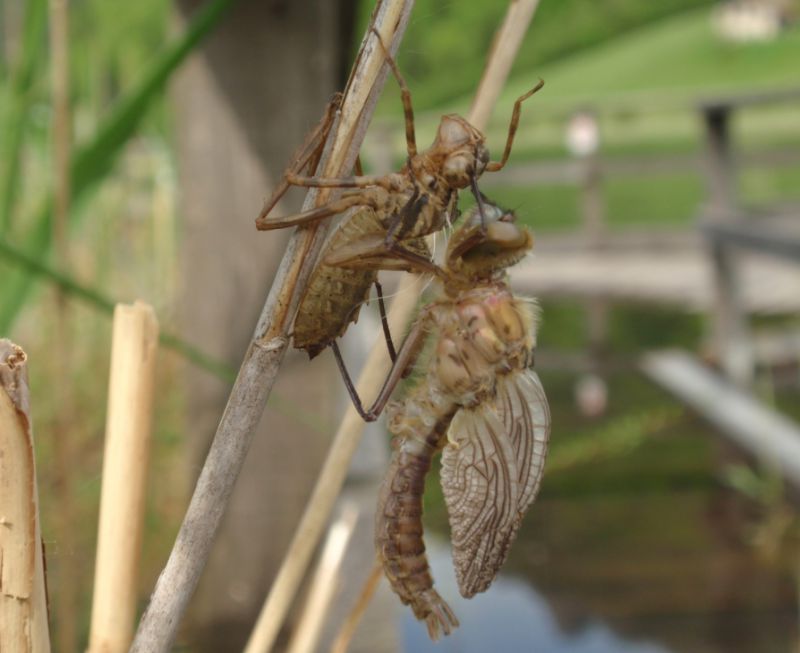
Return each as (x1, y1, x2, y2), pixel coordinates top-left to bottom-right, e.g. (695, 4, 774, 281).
(0, 0, 46, 234)
(0, 0, 234, 336)
(360, 0, 716, 110)
(70, 0, 171, 119)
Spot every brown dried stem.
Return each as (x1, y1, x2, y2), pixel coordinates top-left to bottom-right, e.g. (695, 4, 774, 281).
(128, 2, 416, 652)
(47, 1, 78, 649)
(245, 0, 543, 650)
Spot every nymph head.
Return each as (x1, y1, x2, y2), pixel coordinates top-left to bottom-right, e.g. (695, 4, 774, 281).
(432, 115, 490, 189)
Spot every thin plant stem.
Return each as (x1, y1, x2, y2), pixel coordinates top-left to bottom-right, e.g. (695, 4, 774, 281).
(468, 0, 542, 131)
(47, 0, 78, 650)
(87, 303, 159, 653)
(328, 562, 383, 653)
(285, 506, 360, 653)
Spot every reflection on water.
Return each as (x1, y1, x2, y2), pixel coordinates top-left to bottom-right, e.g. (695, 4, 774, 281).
(402, 543, 670, 653)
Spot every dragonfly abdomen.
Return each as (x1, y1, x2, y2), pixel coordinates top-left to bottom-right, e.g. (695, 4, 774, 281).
(375, 408, 458, 640)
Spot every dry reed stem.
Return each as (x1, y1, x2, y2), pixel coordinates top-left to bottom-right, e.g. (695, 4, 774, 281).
(129, 2, 416, 651)
(469, 0, 542, 131)
(0, 340, 51, 653)
(328, 562, 383, 653)
(285, 505, 360, 653)
(47, 1, 79, 649)
(244, 1, 543, 650)
(87, 303, 159, 653)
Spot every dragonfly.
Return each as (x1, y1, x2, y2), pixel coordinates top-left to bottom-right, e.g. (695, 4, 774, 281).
(350, 199, 551, 639)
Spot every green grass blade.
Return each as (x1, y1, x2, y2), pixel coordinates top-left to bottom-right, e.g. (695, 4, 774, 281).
(0, 0, 236, 333)
(0, 0, 48, 234)
(0, 236, 236, 381)
(71, 0, 236, 192)
(0, 237, 330, 434)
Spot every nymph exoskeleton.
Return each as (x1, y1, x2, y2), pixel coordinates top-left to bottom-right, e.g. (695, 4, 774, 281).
(255, 29, 543, 358)
(356, 200, 551, 639)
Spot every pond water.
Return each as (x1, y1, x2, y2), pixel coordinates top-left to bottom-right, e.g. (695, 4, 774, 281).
(403, 543, 671, 653)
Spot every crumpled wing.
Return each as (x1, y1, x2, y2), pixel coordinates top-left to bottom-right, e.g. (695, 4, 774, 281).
(441, 369, 551, 598)
(440, 406, 519, 598)
(496, 369, 551, 518)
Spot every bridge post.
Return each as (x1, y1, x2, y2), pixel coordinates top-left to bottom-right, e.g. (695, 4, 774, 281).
(700, 103, 754, 386)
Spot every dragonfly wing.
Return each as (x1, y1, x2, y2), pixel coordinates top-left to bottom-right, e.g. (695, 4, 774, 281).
(496, 369, 551, 516)
(441, 406, 519, 598)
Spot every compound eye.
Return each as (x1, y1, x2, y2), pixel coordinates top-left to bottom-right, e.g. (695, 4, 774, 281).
(442, 154, 473, 187)
(438, 117, 470, 148)
(485, 220, 528, 247)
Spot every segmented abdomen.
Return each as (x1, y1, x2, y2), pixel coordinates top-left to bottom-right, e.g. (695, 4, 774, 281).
(292, 208, 379, 358)
(375, 408, 459, 640)
(292, 204, 431, 358)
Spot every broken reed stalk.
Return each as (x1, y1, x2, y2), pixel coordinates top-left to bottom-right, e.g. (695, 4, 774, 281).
(87, 302, 159, 653)
(285, 506, 359, 653)
(245, 1, 543, 650)
(129, 2, 416, 651)
(0, 340, 51, 653)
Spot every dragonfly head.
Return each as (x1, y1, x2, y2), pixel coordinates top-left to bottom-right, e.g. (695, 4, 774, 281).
(434, 115, 489, 190)
(445, 198, 533, 281)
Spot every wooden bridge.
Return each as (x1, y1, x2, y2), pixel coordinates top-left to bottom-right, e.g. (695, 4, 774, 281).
(503, 87, 800, 488)
(512, 224, 800, 315)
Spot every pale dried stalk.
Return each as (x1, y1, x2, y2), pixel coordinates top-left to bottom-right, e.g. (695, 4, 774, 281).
(245, 0, 542, 649)
(328, 563, 383, 653)
(0, 340, 51, 653)
(469, 0, 541, 131)
(48, 1, 78, 649)
(285, 506, 359, 653)
(87, 303, 159, 653)
(129, 2, 416, 651)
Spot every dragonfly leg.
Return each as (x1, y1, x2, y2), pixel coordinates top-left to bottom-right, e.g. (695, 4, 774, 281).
(284, 171, 394, 190)
(374, 280, 397, 363)
(255, 192, 374, 230)
(258, 93, 341, 221)
(371, 27, 417, 158)
(486, 79, 544, 172)
(470, 176, 488, 232)
(332, 311, 431, 422)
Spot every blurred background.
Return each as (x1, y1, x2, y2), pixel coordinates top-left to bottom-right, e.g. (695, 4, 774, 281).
(2, 0, 800, 651)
